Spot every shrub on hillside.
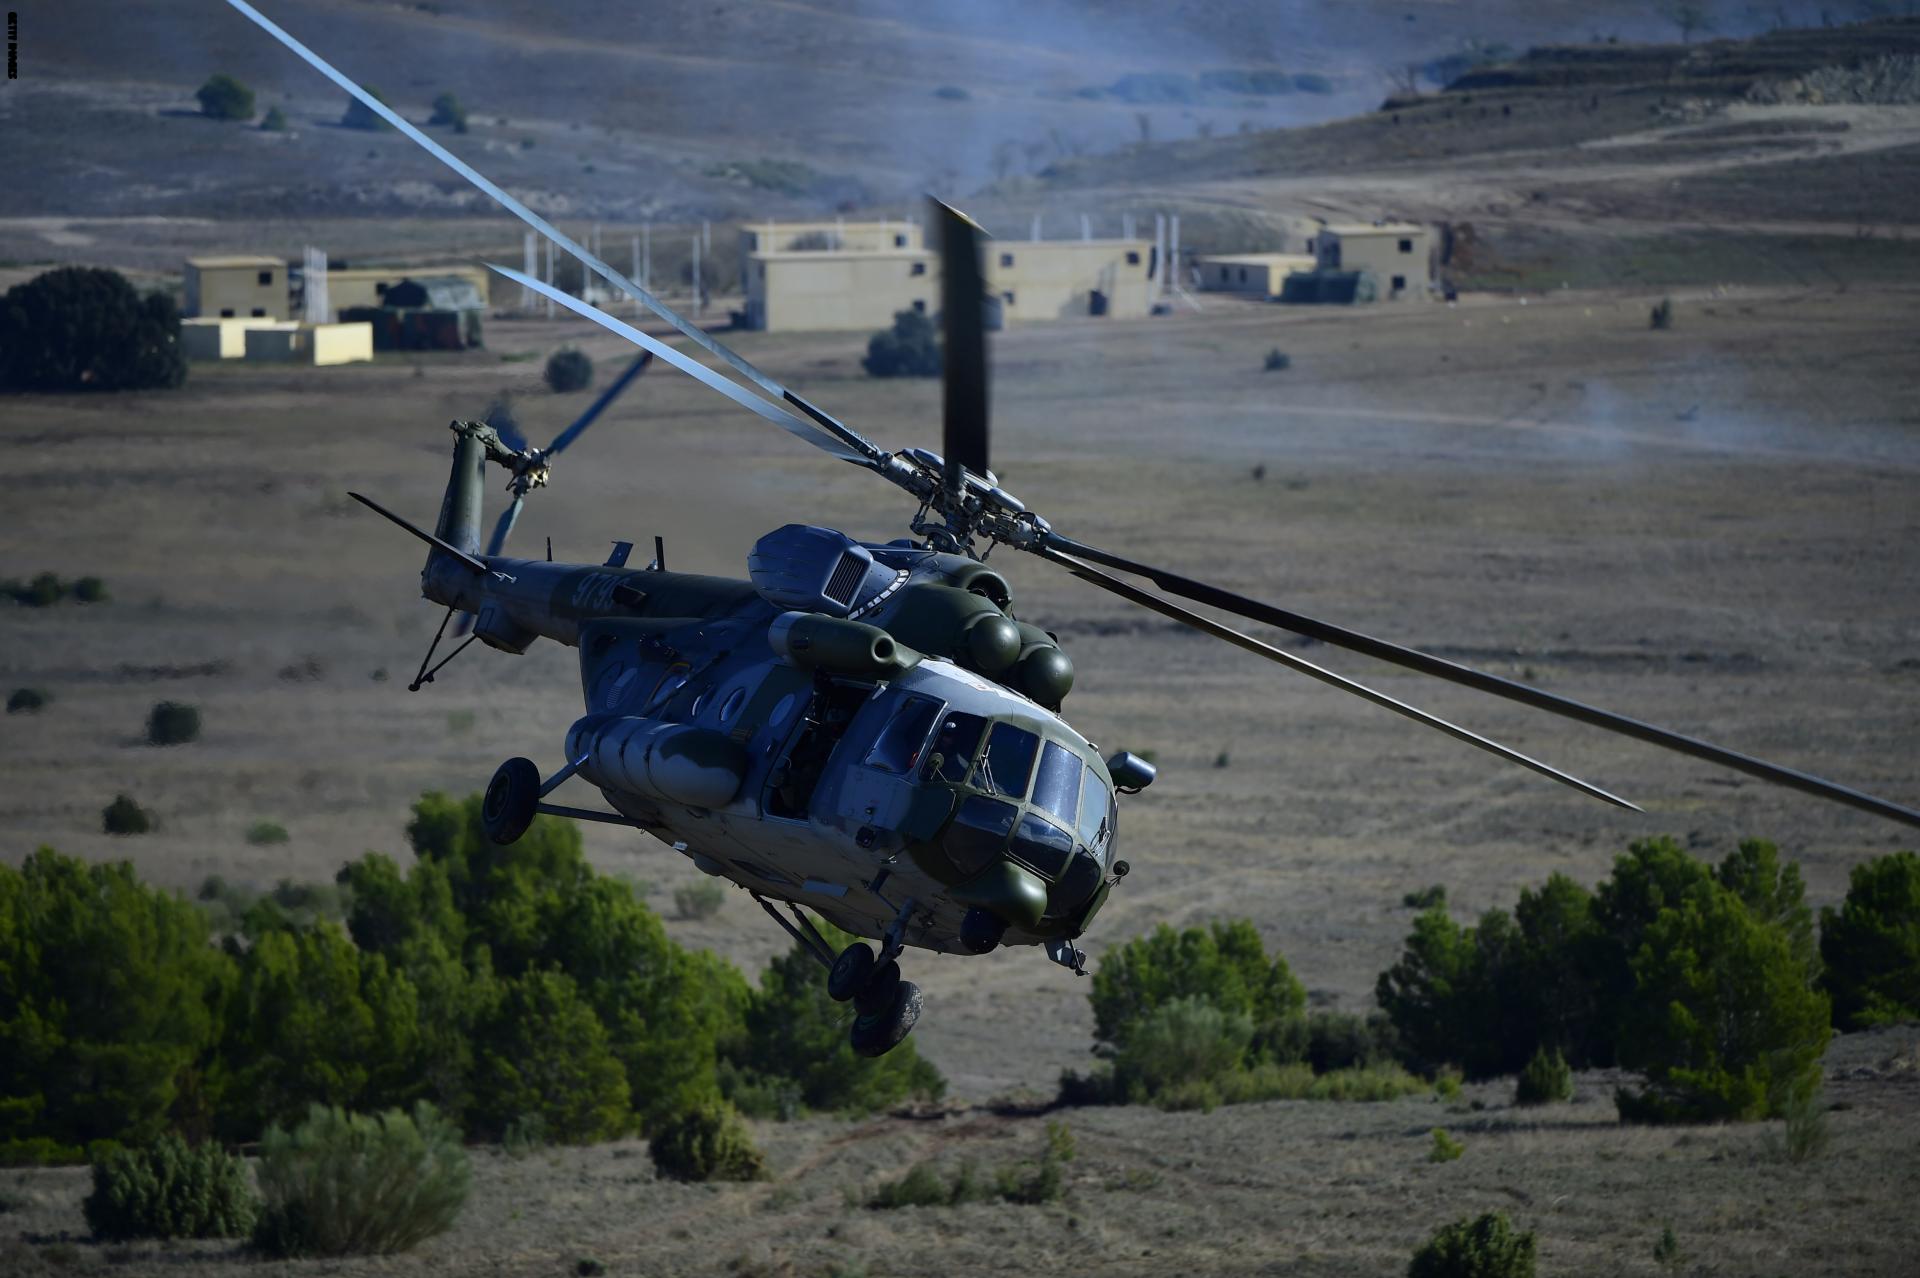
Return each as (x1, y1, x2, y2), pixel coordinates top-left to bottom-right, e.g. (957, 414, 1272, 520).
(1650, 297, 1674, 330)
(673, 879, 726, 920)
(7, 687, 50, 714)
(260, 106, 288, 132)
(0, 849, 232, 1154)
(647, 1102, 766, 1182)
(1090, 919, 1306, 1060)
(1515, 1046, 1573, 1105)
(252, 1103, 469, 1257)
(0, 267, 186, 393)
(195, 73, 255, 121)
(723, 919, 945, 1117)
(340, 85, 395, 131)
(545, 347, 593, 393)
(102, 794, 154, 835)
(429, 91, 468, 131)
(1110, 996, 1255, 1110)
(1820, 850, 1920, 1028)
(83, 1135, 255, 1241)
(147, 701, 200, 746)
(862, 309, 942, 378)
(1408, 1212, 1537, 1278)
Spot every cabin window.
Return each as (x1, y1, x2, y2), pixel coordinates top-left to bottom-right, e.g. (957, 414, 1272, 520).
(1054, 849, 1103, 913)
(1010, 811, 1075, 878)
(1030, 741, 1083, 825)
(864, 695, 942, 775)
(944, 795, 1017, 875)
(1077, 764, 1111, 848)
(251, 308, 266, 317)
(1392, 275, 1407, 291)
(976, 723, 1039, 799)
(219, 308, 235, 317)
(999, 252, 1014, 268)
(1126, 251, 1141, 265)
(912, 299, 926, 314)
(257, 270, 273, 286)
(910, 261, 927, 276)
(1398, 238, 1413, 253)
(928, 712, 987, 783)
(894, 233, 907, 247)
(643, 666, 690, 714)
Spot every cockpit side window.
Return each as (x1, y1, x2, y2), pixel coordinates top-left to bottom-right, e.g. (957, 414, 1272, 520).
(944, 794, 1017, 876)
(1077, 763, 1110, 849)
(927, 712, 987, 784)
(864, 695, 943, 775)
(976, 722, 1039, 799)
(1031, 741, 1083, 826)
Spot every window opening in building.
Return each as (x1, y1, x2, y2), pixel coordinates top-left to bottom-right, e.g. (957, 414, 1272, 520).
(894, 234, 907, 247)
(1392, 275, 1407, 291)
(219, 308, 235, 318)
(1001, 291, 1015, 306)
(912, 299, 927, 314)
(257, 270, 273, 286)
(999, 252, 1014, 268)
(250, 308, 266, 317)
(910, 261, 926, 276)
(1398, 238, 1413, 253)
(1126, 251, 1141, 266)
(374, 282, 388, 295)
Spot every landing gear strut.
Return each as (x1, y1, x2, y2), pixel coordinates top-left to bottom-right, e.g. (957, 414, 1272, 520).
(831, 939, 920, 1057)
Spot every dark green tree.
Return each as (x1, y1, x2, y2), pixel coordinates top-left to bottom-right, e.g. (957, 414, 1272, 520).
(340, 85, 395, 131)
(1091, 919, 1306, 1060)
(862, 309, 942, 378)
(1820, 850, 1920, 1028)
(545, 348, 593, 393)
(470, 969, 630, 1142)
(0, 267, 186, 393)
(0, 849, 233, 1154)
(195, 73, 255, 121)
(429, 91, 467, 131)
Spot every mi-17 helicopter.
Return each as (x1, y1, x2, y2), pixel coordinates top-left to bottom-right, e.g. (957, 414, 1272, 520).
(228, 0, 1920, 1060)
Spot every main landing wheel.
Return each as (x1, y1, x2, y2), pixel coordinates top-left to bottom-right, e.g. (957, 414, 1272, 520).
(827, 942, 876, 1003)
(482, 757, 541, 846)
(850, 979, 922, 1059)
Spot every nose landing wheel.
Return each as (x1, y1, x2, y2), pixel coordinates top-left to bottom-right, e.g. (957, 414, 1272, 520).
(828, 940, 921, 1058)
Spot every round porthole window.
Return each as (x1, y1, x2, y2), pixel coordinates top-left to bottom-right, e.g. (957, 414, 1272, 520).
(689, 686, 712, 717)
(770, 693, 797, 727)
(718, 687, 747, 723)
(592, 663, 628, 708)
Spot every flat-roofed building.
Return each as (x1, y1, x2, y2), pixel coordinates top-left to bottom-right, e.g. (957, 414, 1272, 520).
(324, 264, 491, 318)
(1310, 224, 1432, 299)
(242, 321, 374, 366)
(185, 255, 288, 320)
(741, 236, 1153, 332)
(180, 316, 286, 360)
(1197, 253, 1318, 298)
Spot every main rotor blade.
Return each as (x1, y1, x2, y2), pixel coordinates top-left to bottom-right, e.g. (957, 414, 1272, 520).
(491, 266, 868, 465)
(219, 0, 882, 462)
(1036, 546, 1640, 812)
(934, 199, 990, 496)
(547, 351, 652, 458)
(1042, 533, 1920, 829)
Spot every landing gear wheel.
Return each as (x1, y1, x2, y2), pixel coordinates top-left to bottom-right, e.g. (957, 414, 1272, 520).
(853, 959, 901, 1016)
(827, 942, 876, 1003)
(482, 756, 541, 846)
(850, 980, 922, 1058)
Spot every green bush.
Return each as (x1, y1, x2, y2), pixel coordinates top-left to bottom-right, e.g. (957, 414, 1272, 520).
(647, 1101, 766, 1182)
(83, 1135, 255, 1240)
(1092, 919, 1306, 1059)
(340, 85, 394, 132)
(6, 688, 49, 714)
(1111, 996, 1253, 1110)
(1306, 1010, 1398, 1072)
(252, 1102, 469, 1257)
(245, 821, 289, 846)
(1650, 297, 1674, 330)
(723, 918, 944, 1117)
(0, 267, 186, 393)
(260, 106, 288, 132)
(673, 879, 726, 920)
(102, 794, 153, 835)
(1427, 1127, 1464, 1162)
(862, 309, 942, 378)
(471, 969, 630, 1143)
(1515, 1046, 1573, 1105)
(869, 1123, 1071, 1208)
(1408, 1212, 1536, 1278)
(195, 73, 254, 121)
(1761, 1073, 1830, 1164)
(545, 347, 593, 393)
(0, 849, 233, 1151)
(1263, 347, 1291, 371)
(1820, 850, 1920, 1029)
(429, 91, 467, 131)
(147, 701, 200, 746)
(71, 576, 108, 603)
(868, 1161, 950, 1208)
(1403, 885, 1447, 910)
(1615, 878, 1830, 1123)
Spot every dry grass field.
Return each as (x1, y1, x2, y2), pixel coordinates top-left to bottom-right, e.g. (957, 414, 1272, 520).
(6, 6, 1920, 1274)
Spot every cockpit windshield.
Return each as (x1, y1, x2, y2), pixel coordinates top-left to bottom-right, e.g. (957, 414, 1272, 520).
(975, 722, 1039, 798)
(1030, 741, 1083, 826)
(927, 712, 986, 784)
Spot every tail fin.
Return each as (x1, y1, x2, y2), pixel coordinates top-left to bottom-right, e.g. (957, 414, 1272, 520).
(436, 420, 510, 558)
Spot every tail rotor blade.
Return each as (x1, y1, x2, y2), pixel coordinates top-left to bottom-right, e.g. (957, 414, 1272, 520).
(546, 352, 652, 458)
(485, 496, 524, 559)
(933, 198, 990, 494)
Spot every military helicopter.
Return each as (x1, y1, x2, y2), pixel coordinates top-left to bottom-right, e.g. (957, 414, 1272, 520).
(229, 0, 1920, 1059)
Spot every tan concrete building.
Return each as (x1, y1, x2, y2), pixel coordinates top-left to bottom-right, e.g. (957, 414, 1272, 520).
(1197, 253, 1318, 298)
(185, 255, 288, 320)
(1310, 224, 1433, 299)
(325, 265, 491, 318)
(180, 316, 285, 360)
(243, 321, 374, 366)
(742, 237, 1153, 332)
